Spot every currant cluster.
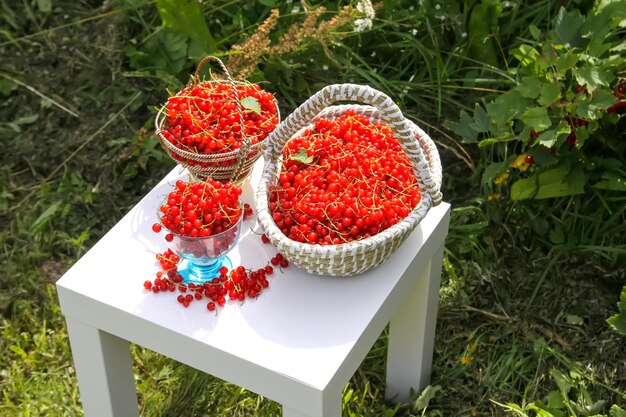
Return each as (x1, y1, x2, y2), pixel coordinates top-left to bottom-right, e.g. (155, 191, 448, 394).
(143, 247, 287, 312)
(268, 110, 421, 244)
(160, 82, 279, 167)
(156, 248, 180, 271)
(157, 179, 243, 238)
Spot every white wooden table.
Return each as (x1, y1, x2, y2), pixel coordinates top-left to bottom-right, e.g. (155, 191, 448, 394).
(56, 161, 450, 417)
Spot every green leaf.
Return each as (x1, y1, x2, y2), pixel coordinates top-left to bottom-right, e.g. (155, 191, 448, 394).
(529, 24, 541, 40)
(467, 3, 500, 67)
(156, 0, 216, 52)
(521, 107, 552, 132)
(600, 157, 623, 171)
(482, 162, 504, 185)
(549, 224, 566, 244)
(537, 121, 570, 148)
(531, 145, 559, 167)
(552, 7, 584, 44)
(487, 90, 526, 126)
(289, 149, 313, 164)
(536, 129, 557, 148)
(412, 385, 442, 412)
(593, 172, 626, 191)
(512, 45, 539, 66)
(573, 66, 612, 90)
(445, 110, 478, 143)
(517, 77, 542, 99)
(539, 164, 585, 199)
(511, 163, 586, 200)
(551, 369, 574, 395)
(607, 310, 626, 335)
(581, 3, 626, 44)
(470, 104, 493, 133)
(546, 390, 564, 409)
(31, 202, 62, 234)
(510, 178, 538, 200)
(241, 96, 262, 115)
(538, 82, 561, 107)
(576, 90, 618, 120)
(555, 52, 579, 73)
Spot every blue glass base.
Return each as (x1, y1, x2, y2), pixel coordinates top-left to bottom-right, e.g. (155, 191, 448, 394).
(177, 256, 233, 285)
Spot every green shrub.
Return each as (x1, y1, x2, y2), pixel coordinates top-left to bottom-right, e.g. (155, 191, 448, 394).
(446, 4, 626, 252)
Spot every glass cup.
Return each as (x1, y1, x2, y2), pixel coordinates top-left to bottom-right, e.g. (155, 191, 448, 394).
(162, 212, 243, 285)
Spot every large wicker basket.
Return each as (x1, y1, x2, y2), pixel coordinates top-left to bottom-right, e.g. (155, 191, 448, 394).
(154, 56, 280, 184)
(254, 84, 443, 277)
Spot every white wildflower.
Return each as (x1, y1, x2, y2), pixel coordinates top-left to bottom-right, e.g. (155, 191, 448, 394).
(291, 4, 300, 13)
(461, 32, 467, 38)
(356, 0, 375, 19)
(565, 42, 571, 49)
(371, 51, 376, 57)
(353, 0, 375, 32)
(435, 3, 441, 10)
(353, 18, 372, 32)
(411, 28, 418, 36)
(409, 5, 415, 11)
(322, 65, 329, 71)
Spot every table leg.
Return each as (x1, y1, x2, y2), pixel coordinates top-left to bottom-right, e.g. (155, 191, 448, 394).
(65, 317, 139, 417)
(385, 243, 445, 403)
(282, 392, 341, 417)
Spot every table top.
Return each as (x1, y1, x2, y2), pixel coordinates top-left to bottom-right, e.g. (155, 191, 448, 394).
(57, 161, 450, 399)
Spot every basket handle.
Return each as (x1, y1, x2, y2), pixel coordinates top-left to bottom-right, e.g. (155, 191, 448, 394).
(263, 84, 443, 205)
(186, 56, 251, 181)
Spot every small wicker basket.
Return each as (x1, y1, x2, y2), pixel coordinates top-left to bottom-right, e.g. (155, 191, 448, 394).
(154, 56, 280, 184)
(254, 84, 443, 277)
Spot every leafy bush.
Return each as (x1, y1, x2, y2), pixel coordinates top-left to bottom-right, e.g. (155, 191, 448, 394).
(446, 4, 626, 251)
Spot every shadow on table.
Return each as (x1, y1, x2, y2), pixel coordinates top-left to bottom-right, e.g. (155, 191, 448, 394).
(238, 226, 426, 349)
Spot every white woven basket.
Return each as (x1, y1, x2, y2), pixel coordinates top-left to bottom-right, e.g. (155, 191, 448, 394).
(254, 84, 443, 276)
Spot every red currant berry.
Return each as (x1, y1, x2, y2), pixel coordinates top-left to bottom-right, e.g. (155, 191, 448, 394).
(152, 223, 162, 233)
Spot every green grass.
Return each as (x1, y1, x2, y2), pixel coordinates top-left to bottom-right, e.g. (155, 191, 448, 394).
(1, 1, 625, 416)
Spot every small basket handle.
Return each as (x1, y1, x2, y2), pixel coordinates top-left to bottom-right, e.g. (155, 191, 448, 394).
(263, 83, 443, 204)
(175, 56, 251, 181)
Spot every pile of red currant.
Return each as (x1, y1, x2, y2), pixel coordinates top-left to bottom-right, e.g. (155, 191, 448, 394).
(159, 82, 279, 167)
(157, 178, 243, 238)
(143, 237, 287, 311)
(268, 110, 422, 245)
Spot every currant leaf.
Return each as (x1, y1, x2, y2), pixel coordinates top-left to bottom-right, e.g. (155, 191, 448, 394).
(289, 149, 313, 164)
(241, 96, 262, 115)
